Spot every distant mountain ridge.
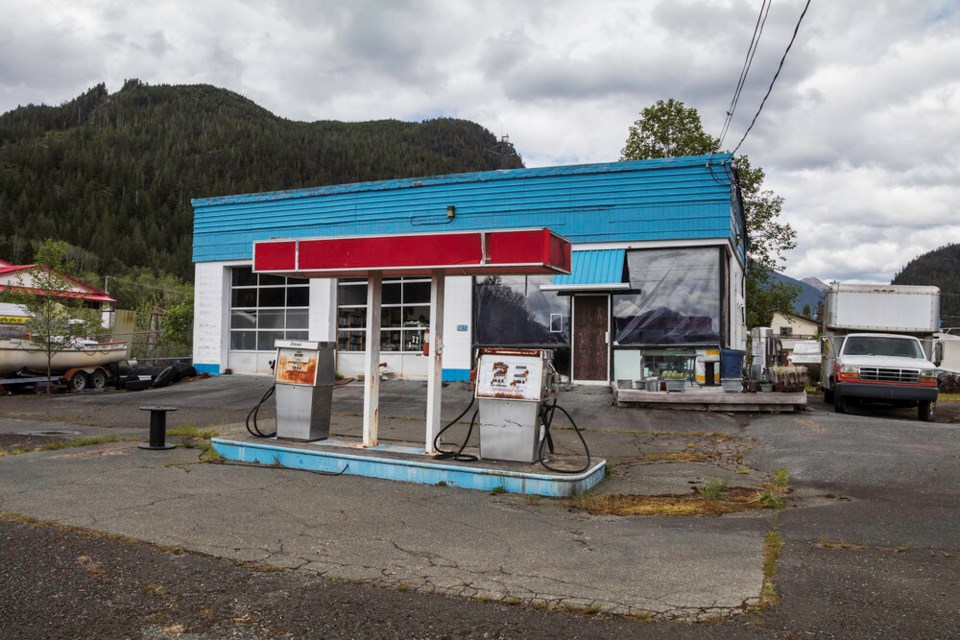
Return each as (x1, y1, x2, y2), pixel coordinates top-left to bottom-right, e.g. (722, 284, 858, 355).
(800, 276, 829, 293)
(770, 272, 826, 319)
(893, 243, 960, 328)
(0, 80, 523, 281)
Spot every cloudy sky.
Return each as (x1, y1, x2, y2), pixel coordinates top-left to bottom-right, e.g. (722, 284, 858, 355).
(1, 0, 958, 283)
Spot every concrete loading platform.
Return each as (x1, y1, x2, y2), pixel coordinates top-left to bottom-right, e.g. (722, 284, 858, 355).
(612, 383, 807, 412)
(211, 435, 605, 497)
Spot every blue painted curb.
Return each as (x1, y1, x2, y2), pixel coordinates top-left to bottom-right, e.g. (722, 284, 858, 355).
(211, 437, 605, 497)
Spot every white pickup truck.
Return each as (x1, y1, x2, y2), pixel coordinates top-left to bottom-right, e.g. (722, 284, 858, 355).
(822, 332, 940, 421)
(820, 283, 942, 422)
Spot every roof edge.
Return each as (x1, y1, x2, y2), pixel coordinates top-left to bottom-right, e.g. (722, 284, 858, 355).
(191, 154, 734, 208)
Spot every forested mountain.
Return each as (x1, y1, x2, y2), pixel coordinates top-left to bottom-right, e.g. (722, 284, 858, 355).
(893, 243, 960, 328)
(0, 80, 523, 281)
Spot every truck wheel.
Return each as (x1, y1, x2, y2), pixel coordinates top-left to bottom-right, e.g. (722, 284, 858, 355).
(89, 369, 108, 390)
(918, 400, 935, 422)
(823, 387, 834, 404)
(70, 373, 88, 392)
(833, 392, 847, 414)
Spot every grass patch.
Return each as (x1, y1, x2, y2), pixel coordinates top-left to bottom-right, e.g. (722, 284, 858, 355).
(760, 523, 783, 608)
(490, 485, 506, 495)
(167, 425, 219, 440)
(568, 487, 774, 517)
(0, 434, 128, 456)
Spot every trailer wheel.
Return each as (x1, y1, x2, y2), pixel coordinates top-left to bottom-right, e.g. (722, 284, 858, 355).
(89, 369, 108, 390)
(918, 400, 935, 422)
(69, 373, 88, 392)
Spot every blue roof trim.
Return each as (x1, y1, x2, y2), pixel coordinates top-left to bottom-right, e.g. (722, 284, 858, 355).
(191, 154, 734, 207)
(192, 154, 746, 265)
(552, 250, 626, 287)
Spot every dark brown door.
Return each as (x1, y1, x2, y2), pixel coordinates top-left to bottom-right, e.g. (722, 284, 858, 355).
(573, 295, 608, 381)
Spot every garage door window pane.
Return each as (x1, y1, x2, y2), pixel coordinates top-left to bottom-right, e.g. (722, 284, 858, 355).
(287, 286, 309, 307)
(259, 309, 285, 329)
(257, 331, 284, 351)
(286, 309, 309, 329)
(232, 267, 257, 287)
(232, 288, 257, 307)
(259, 288, 285, 307)
(259, 274, 286, 287)
(230, 331, 257, 350)
(231, 310, 257, 329)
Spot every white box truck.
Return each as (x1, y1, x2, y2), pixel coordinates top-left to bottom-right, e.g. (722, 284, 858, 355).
(821, 283, 942, 421)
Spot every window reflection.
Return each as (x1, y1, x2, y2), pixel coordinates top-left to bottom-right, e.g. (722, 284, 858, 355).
(613, 248, 720, 345)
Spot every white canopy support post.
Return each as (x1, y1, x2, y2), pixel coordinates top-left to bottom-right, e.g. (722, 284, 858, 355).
(362, 272, 382, 447)
(424, 270, 445, 453)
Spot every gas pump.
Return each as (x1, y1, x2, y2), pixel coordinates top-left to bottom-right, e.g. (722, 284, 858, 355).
(474, 348, 556, 464)
(273, 339, 335, 441)
(432, 346, 591, 471)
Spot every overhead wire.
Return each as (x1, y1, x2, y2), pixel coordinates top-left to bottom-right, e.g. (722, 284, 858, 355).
(731, 0, 813, 156)
(718, 0, 772, 147)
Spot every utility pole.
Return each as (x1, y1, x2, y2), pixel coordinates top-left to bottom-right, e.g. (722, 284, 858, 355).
(486, 134, 519, 169)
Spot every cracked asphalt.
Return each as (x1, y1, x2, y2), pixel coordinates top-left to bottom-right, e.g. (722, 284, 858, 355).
(1, 377, 959, 638)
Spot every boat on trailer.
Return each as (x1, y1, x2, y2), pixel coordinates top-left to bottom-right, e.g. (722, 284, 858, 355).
(0, 337, 129, 389)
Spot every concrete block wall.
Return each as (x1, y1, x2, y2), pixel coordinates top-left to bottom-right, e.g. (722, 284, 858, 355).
(193, 262, 229, 374)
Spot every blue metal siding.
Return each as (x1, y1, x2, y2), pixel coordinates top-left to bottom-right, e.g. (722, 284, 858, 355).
(193, 154, 739, 263)
(552, 249, 626, 286)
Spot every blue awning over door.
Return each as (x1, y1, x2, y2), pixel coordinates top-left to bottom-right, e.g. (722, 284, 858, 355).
(542, 249, 628, 292)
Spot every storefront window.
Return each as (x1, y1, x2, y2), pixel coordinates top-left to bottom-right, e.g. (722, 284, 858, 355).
(336, 278, 430, 352)
(229, 267, 310, 351)
(613, 248, 720, 345)
(474, 275, 570, 347)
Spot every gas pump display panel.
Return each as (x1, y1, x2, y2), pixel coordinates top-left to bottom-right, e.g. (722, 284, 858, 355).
(275, 344, 319, 386)
(475, 351, 546, 402)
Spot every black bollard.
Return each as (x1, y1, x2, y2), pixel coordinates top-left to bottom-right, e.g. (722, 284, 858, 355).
(138, 405, 178, 450)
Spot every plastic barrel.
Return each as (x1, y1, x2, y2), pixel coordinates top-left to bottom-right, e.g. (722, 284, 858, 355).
(720, 349, 746, 379)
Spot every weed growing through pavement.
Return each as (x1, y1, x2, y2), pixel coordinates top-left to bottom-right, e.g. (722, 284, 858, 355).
(774, 467, 789, 487)
(491, 485, 506, 494)
(757, 489, 785, 509)
(697, 477, 729, 500)
(760, 520, 783, 608)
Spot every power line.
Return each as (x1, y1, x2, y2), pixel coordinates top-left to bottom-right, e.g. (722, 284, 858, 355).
(719, 0, 772, 147)
(731, 0, 812, 156)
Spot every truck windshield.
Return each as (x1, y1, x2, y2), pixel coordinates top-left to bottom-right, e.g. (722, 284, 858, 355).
(842, 336, 923, 359)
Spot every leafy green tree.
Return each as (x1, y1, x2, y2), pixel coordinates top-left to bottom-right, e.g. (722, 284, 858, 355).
(0, 240, 95, 391)
(160, 297, 194, 354)
(621, 99, 799, 326)
(621, 99, 720, 159)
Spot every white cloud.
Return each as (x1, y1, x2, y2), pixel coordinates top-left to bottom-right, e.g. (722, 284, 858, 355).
(0, 0, 957, 283)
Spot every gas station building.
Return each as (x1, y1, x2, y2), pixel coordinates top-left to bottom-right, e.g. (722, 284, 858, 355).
(191, 153, 748, 386)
